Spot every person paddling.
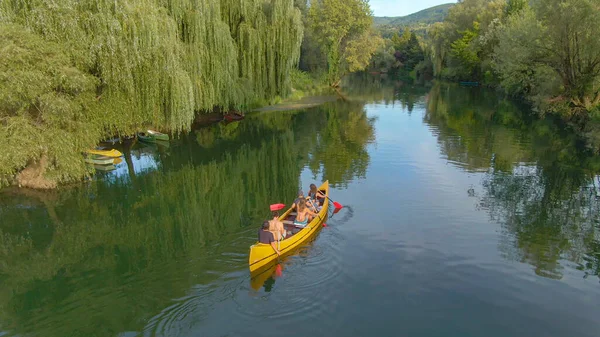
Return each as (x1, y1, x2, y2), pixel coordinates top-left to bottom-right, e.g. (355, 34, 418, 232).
(294, 199, 317, 228)
(258, 221, 280, 256)
(291, 190, 304, 210)
(308, 183, 325, 207)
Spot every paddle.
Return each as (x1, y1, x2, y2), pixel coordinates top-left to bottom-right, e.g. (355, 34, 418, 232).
(313, 192, 343, 210)
(275, 264, 283, 277)
(307, 198, 327, 227)
(326, 195, 343, 210)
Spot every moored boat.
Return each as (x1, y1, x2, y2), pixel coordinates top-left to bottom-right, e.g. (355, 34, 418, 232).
(248, 181, 329, 272)
(84, 155, 114, 165)
(224, 112, 244, 122)
(147, 129, 169, 141)
(86, 148, 123, 158)
(137, 132, 155, 143)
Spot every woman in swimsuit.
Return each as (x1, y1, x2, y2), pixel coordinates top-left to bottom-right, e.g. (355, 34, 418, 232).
(307, 183, 325, 210)
(294, 199, 317, 228)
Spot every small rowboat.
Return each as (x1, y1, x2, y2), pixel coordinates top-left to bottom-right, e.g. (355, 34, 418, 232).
(137, 132, 155, 143)
(84, 155, 114, 165)
(86, 149, 123, 158)
(93, 164, 116, 171)
(249, 181, 329, 273)
(138, 130, 169, 143)
(147, 129, 169, 141)
(224, 112, 244, 122)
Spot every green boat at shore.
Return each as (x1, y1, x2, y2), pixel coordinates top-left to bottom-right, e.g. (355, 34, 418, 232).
(138, 130, 169, 143)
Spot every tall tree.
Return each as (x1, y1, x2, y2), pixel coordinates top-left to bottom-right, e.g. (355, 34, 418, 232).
(495, 0, 600, 116)
(308, 0, 378, 86)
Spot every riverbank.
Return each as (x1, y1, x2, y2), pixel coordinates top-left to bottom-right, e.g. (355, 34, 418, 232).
(1, 87, 336, 190)
(252, 95, 338, 112)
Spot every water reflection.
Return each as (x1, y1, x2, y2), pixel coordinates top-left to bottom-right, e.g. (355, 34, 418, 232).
(424, 82, 600, 281)
(301, 101, 376, 187)
(2, 78, 599, 337)
(341, 74, 430, 110)
(0, 99, 375, 337)
(250, 263, 284, 292)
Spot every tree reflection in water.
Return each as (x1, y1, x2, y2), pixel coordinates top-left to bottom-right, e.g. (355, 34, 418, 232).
(425, 82, 600, 281)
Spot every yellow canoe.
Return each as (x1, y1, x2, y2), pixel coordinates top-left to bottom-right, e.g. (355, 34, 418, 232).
(86, 149, 123, 158)
(249, 180, 329, 272)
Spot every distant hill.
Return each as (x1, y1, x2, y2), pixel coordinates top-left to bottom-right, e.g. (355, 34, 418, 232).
(374, 3, 454, 27)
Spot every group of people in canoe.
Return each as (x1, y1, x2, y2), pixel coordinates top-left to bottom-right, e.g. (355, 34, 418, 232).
(258, 184, 326, 255)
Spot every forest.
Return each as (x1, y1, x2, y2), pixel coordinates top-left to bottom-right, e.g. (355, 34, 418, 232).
(370, 0, 600, 150)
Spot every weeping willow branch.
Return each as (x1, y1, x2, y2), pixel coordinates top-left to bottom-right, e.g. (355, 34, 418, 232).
(0, 0, 303, 187)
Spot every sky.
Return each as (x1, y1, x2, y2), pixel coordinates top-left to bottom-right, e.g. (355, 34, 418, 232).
(369, 0, 457, 17)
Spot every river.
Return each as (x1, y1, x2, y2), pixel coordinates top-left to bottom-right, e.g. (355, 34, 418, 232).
(1, 79, 599, 337)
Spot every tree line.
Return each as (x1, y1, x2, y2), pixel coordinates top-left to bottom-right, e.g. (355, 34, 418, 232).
(367, 0, 600, 151)
(428, 0, 600, 112)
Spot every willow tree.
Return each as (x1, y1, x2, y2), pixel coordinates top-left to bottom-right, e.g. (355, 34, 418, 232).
(0, 24, 101, 188)
(308, 0, 379, 87)
(0, 0, 303, 187)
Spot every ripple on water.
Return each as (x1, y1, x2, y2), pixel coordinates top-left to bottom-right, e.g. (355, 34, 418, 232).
(232, 222, 347, 325)
(145, 284, 217, 337)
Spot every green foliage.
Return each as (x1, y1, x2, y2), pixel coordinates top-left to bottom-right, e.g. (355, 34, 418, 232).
(429, 0, 505, 81)
(403, 32, 425, 70)
(290, 69, 328, 99)
(493, 8, 561, 105)
(450, 22, 481, 78)
(344, 31, 383, 73)
(425, 0, 600, 130)
(0, 24, 100, 186)
(295, 0, 328, 74)
(369, 44, 397, 72)
(392, 29, 412, 50)
(308, 0, 375, 86)
(505, 0, 528, 17)
(0, 0, 304, 187)
(368, 29, 424, 79)
(494, 0, 600, 118)
(418, 0, 600, 149)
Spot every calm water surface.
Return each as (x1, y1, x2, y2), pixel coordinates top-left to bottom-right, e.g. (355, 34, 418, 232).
(1, 80, 599, 337)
